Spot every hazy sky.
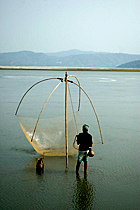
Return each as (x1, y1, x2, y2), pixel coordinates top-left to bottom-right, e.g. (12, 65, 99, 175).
(0, 0, 140, 54)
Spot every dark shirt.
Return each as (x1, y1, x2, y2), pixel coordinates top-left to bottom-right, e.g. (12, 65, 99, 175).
(77, 132, 93, 151)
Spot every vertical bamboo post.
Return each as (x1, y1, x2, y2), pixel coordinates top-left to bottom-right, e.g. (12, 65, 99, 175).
(65, 72, 68, 168)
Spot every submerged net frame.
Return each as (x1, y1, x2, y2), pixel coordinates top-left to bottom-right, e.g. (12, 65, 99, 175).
(15, 72, 103, 168)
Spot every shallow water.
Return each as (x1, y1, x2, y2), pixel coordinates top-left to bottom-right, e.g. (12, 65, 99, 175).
(0, 70, 140, 210)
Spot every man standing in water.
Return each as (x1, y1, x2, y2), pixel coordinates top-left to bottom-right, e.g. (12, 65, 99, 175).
(76, 124, 94, 176)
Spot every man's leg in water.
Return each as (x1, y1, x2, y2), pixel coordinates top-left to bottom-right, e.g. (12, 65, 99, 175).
(84, 159, 87, 175)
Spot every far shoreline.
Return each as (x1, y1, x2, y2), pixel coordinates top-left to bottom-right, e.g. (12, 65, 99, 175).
(0, 66, 140, 72)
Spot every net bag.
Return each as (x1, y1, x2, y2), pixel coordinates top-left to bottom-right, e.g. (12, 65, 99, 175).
(17, 112, 82, 156)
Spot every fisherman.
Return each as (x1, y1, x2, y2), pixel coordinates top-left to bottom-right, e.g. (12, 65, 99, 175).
(76, 124, 94, 176)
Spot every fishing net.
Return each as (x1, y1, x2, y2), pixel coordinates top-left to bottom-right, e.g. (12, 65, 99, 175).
(17, 112, 82, 156)
(16, 75, 103, 156)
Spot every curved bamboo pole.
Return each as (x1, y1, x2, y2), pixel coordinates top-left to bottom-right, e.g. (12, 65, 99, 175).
(68, 80, 103, 144)
(31, 80, 63, 142)
(15, 77, 63, 115)
(67, 75, 81, 111)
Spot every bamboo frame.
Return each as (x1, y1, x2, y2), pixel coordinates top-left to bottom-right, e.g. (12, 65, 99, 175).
(15, 72, 103, 169)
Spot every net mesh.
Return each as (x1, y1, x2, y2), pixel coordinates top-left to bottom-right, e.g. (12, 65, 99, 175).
(17, 112, 82, 156)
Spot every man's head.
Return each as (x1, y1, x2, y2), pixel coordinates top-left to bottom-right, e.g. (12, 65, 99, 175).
(83, 124, 89, 132)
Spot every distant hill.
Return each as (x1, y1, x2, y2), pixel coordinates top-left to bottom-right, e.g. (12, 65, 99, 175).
(0, 50, 140, 67)
(117, 60, 140, 68)
(46, 49, 98, 57)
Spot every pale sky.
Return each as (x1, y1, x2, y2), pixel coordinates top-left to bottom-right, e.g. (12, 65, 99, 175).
(0, 0, 140, 54)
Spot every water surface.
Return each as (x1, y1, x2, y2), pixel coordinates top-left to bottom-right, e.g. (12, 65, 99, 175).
(0, 70, 139, 209)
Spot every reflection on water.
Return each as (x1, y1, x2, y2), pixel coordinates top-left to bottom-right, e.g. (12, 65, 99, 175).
(25, 155, 96, 210)
(73, 176, 95, 210)
(36, 169, 44, 179)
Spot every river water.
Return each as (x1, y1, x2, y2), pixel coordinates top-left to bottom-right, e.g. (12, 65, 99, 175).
(0, 70, 139, 210)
